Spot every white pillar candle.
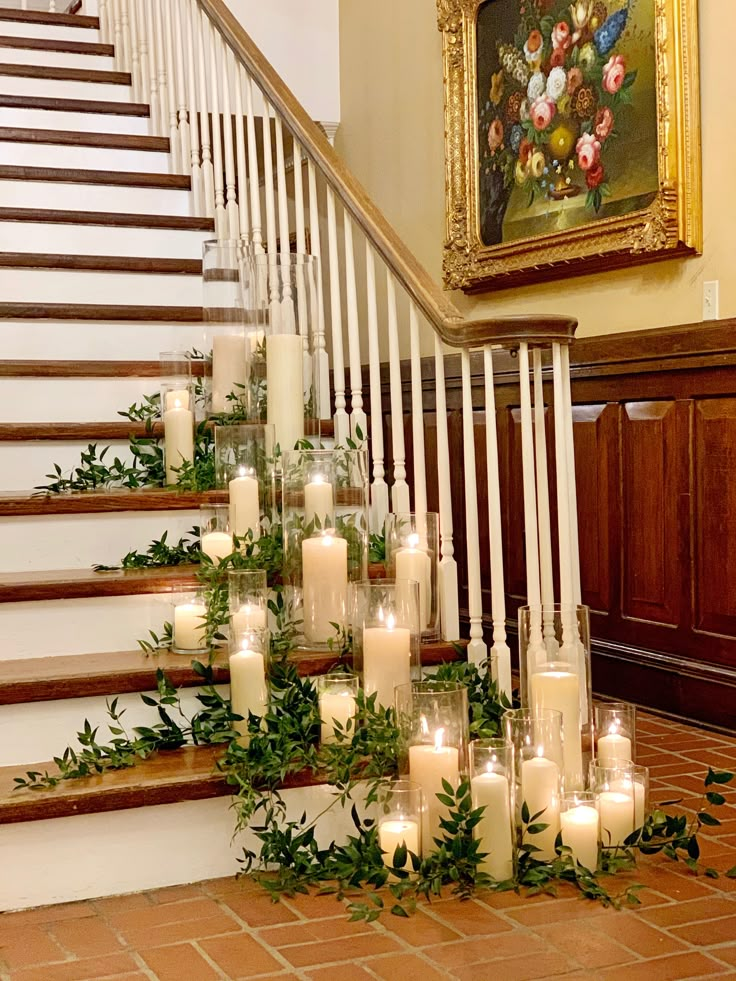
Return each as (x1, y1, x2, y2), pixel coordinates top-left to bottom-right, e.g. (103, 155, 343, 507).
(229, 472, 260, 541)
(598, 790, 634, 846)
(396, 536, 432, 631)
(229, 642, 268, 743)
(301, 534, 348, 643)
(597, 731, 633, 766)
(560, 804, 599, 871)
(173, 602, 207, 652)
(231, 603, 267, 636)
(520, 755, 561, 861)
(378, 818, 420, 870)
(163, 399, 194, 485)
(531, 669, 584, 790)
(267, 333, 304, 451)
(201, 531, 234, 564)
(211, 332, 247, 413)
(363, 618, 411, 709)
(471, 770, 514, 881)
(409, 730, 460, 855)
(304, 476, 334, 529)
(165, 388, 190, 410)
(319, 690, 357, 744)
(612, 778, 645, 829)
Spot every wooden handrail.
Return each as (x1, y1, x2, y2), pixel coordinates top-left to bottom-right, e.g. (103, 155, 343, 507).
(199, 0, 577, 349)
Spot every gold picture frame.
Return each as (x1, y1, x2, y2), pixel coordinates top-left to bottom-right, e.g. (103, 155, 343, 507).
(438, 0, 702, 292)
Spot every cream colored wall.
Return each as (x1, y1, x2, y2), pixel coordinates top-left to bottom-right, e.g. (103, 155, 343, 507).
(336, 0, 734, 339)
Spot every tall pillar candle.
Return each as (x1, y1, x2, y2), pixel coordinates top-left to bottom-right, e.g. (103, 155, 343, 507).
(470, 770, 514, 881)
(409, 733, 460, 855)
(267, 333, 304, 452)
(201, 531, 234, 563)
(531, 669, 584, 790)
(304, 477, 334, 529)
(229, 642, 268, 743)
(301, 534, 348, 643)
(229, 471, 260, 540)
(211, 332, 247, 413)
(396, 536, 432, 632)
(163, 398, 194, 485)
(363, 618, 411, 709)
(599, 790, 634, 846)
(560, 804, 599, 870)
(165, 388, 190, 410)
(520, 755, 560, 861)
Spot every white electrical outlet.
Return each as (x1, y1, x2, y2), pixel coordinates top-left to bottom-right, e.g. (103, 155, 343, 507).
(703, 281, 720, 321)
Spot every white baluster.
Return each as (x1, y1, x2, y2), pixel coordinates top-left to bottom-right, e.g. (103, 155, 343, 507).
(183, 0, 203, 214)
(365, 245, 388, 533)
(143, 1, 159, 134)
(261, 99, 280, 327)
(461, 348, 487, 666)
(232, 54, 250, 243)
(243, 69, 263, 252)
(274, 117, 295, 335)
(409, 302, 427, 515)
(307, 160, 330, 420)
(293, 140, 306, 255)
(386, 272, 410, 513)
(126, 0, 140, 103)
(326, 186, 349, 445)
(433, 334, 459, 640)
(518, 342, 545, 664)
(162, 0, 181, 173)
(193, 1, 214, 219)
(292, 139, 312, 400)
(171, 0, 191, 178)
(207, 16, 227, 240)
(483, 345, 511, 697)
(119, 0, 130, 73)
(343, 214, 366, 442)
(112, 0, 123, 72)
(98, 0, 110, 45)
(153, 0, 169, 138)
(532, 347, 557, 659)
(49, 2, 56, 14)
(217, 36, 239, 241)
(561, 344, 582, 605)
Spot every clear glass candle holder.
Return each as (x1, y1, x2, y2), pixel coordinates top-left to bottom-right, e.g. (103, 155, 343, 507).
(519, 603, 593, 791)
(228, 569, 268, 647)
(594, 701, 637, 765)
(395, 680, 469, 856)
(160, 350, 192, 400)
(199, 504, 235, 565)
(214, 423, 276, 542)
(282, 448, 338, 534)
(590, 759, 649, 833)
(352, 579, 421, 711)
(376, 779, 424, 873)
(203, 240, 251, 417)
(385, 512, 439, 641)
(316, 672, 359, 744)
(588, 761, 636, 848)
(503, 707, 563, 862)
(229, 627, 269, 744)
(469, 739, 515, 882)
(171, 590, 208, 655)
(161, 379, 195, 486)
(560, 791, 600, 871)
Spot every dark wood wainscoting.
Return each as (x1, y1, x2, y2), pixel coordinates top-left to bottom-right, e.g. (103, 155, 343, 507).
(373, 318, 736, 730)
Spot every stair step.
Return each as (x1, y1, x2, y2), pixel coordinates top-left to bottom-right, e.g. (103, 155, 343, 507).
(0, 93, 148, 116)
(0, 127, 169, 151)
(0, 267, 202, 308)
(0, 34, 113, 57)
(0, 9, 100, 30)
(0, 254, 200, 274)
(0, 61, 128, 85)
(0, 173, 193, 217)
(0, 417, 332, 440)
(0, 164, 188, 189)
(0, 206, 212, 230)
(0, 69, 132, 103)
(0, 99, 150, 137)
(0, 302, 203, 321)
(0, 19, 101, 46)
(0, 42, 113, 72)
(0, 565, 198, 604)
(0, 488, 214, 516)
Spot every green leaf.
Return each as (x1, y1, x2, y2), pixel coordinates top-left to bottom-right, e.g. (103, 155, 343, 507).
(706, 791, 726, 806)
(711, 770, 734, 785)
(687, 836, 700, 860)
(698, 812, 721, 827)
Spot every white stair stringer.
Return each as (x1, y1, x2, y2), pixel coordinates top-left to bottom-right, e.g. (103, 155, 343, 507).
(0, 268, 202, 307)
(2, 320, 206, 360)
(1, 141, 171, 174)
(0, 106, 150, 136)
(0, 177, 193, 216)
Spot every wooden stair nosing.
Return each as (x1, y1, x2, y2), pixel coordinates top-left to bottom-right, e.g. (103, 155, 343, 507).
(0, 358, 208, 378)
(0, 62, 130, 86)
(0, 565, 200, 604)
(0, 254, 201, 275)
(0, 94, 150, 117)
(0, 488, 223, 516)
(0, 127, 169, 152)
(0, 35, 114, 57)
(0, 165, 190, 190)
(0, 8, 99, 29)
(0, 302, 204, 322)
(0, 416, 334, 440)
(0, 207, 213, 231)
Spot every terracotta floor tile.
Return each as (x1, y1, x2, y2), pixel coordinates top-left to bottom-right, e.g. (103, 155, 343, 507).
(627, 866, 719, 902)
(710, 945, 736, 969)
(280, 891, 349, 920)
(428, 931, 548, 969)
(377, 907, 461, 947)
(92, 894, 153, 915)
(599, 951, 727, 979)
(51, 916, 124, 958)
(199, 932, 286, 978)
(0, 925, 65, 970)
(594, 913, 689, 957)
(0, 901, 96, 928)
(8, 953, 140, 981)
(534, 920, 636, 969)
(114, 913, 241, 949)
(450, 950, 574, 981)
(147, 884, 206, 905)
(369, 952, 453, 980)
(258, 915, 376, 947)
(106, 897, 225, 932)
(641, 896, 735, 928)
(422, 897, 513, 936)
(305, 965, 377, 981)
(671, 914, 736, 946)
(139, 942, 220, 980)
(278, 932, 401, 968)
(219, 891, 302, 928)
(506, 896, 611, 926)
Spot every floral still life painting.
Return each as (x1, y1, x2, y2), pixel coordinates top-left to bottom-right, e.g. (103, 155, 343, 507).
(438, 0, 701, 291)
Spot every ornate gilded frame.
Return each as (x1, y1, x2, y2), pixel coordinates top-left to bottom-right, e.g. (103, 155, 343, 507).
(438, 0, 702, 292)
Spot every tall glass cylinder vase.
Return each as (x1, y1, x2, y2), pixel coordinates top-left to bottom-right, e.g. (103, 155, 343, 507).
(229, 626, 269, 745)
(519, 603, 593, 792)
(376, 780, 424, 874)
(594, 701, 637, 765)
(385, 512, 440, 641)
(228, 569, 268, 647)
(469, 739, 515, 882)
(203, 240, 251, 417)
(282, 447, 369, 649)
(395, 680, 469, 856)
(199, 504, 234, 564)
(588, 761, 636, 848)
(161, 377, 194, 486)
(214, 424, 276, 543)
(352, 579, 421, 710)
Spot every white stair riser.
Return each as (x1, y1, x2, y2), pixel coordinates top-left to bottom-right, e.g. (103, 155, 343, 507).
(0, 377, 163, 422)
(0, 788, 365, 911)
(1, 320, 206, 360)
(1, 439, 135, 491)
(0, 268, 202, 306)
(0, 74, 131, 101)
(0, 686, 226, 767)
(0, 47, 114, 71)
(0, 178, 192, 216)
(2, 221, 211, 259)
(0, 510, 201, 572)
(0, 107, 150, 136)
(4, 594, 188, 659)
(0, 22, 101, 42)
(1, 141, 171, 174)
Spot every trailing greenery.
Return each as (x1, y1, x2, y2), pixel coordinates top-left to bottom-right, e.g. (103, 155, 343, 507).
(93, 528, 202, 572)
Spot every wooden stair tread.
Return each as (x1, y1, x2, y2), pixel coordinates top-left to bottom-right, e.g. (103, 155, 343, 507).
(0, 565, 200, 603)
(0, 642, 466, 706)
(0, 63, 130, 85)
(0, 417, 333, 440)
(0, 360, 177, 378)
(0, 254, 201, 274)
(0, 207, 213, 230)
(0, 128, 169, 152)
(0, 9, 99, 29)
(0, 94, 149, 116)
(0, 165, 190, 190)
(0, 302, 204, 321)
(0, 35, 114, 57)
(0, 488, 220, 516)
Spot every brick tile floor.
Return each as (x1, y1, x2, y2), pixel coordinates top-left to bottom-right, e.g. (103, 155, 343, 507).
(2, 712, 736, 980)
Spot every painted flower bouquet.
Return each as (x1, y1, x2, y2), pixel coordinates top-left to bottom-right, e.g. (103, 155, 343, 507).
(480, 0, 637, 217)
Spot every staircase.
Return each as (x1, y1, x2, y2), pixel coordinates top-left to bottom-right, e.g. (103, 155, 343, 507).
(0, 2, 579, 911)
